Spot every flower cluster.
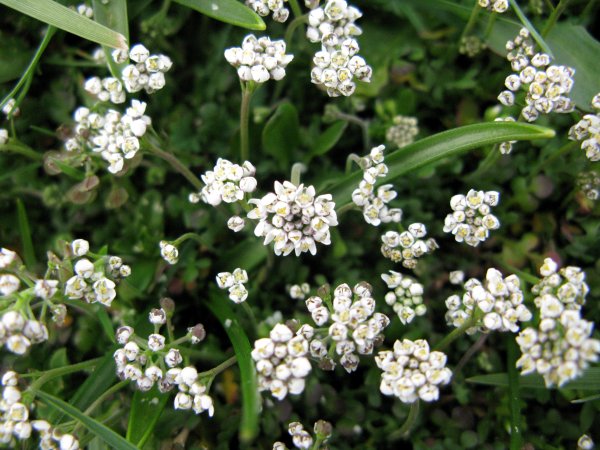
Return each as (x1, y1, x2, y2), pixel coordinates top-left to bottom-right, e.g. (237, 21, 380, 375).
(114, 313, 212, 415)
(568, 93, 600, 162)
(273, 420, 332, 450)
(159, 240, 179, 265)
(190, 158, 257, 206)
(375, 339, 452, 403)
(64, 238, 131, 307)
(577, 171, 600, 201)
(381, 223, 438, 269)
(252, 323, 312, 400)
(351, 145, 402, 226)
(307, 1, 371, 96)
(442, 189, 501, 247)
(1, 371, 80, 449)
(515, 259, 598, 387)
(305, 282, 390, 372)
(85, 44, 172, 102)
(224, 35, 294, 83)
(385, 115, 418, 148)
(1, 311, 48, 355)
(445, 268, 532, 333)
(246, 0, 289, 22)
(76, 3, 93, 17)
(216, 268, 249, 303)
(477, 0, 509, 13)
(247, 181, 338, 256)
(381, 271, 426, 324)
(64, 100, 151, 173)
(498, 28, 574, 126)
(289, 283, 310, 300)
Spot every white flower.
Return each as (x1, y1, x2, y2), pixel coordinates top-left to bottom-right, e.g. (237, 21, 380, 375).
(227, 216, 246, 232)
(148, 333, 166, 352)
(159, 241, 179, 265)
(165, 349, 183, 367)
(0, 274, 20, 296)
(0, 248, 17, 268)
(0, 128, 8, 145)
(71, 239, 89, 256)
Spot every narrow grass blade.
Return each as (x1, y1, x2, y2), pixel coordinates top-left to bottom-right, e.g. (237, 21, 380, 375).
(508, 0, 553, 58)
(207, 293, 260, 443)
(92, 0, 129, 78)
(173, 0, 266, 30)
(507, 338, 522, 450)
(326, 122, 555, 206)
(16, 199, 36, 267)
(0, 0, 127, 49)
(467, 367, 600, 390)
(35, 390, 137, 450)
(126, 388, 169, 447)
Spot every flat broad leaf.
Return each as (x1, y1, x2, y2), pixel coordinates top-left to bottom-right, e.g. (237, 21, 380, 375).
(0, 0, 127, 49)
(307, 121, 347, 161)
(326, 122, 555, 207)
(262, 102, 300, 169)
(172, 0, 265, 30)
(35, 390, 138, 450)
(467, 367, 600, 390)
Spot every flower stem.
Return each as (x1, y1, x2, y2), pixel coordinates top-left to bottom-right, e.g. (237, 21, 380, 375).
(541, 0, 572, 37)
(434, 313, 479, 351)
(172, 232, 207, 248)
(288, 0, 303, 18)
(460, 0, 482, 41)
(240, 83, 255, 162)
(390, 400, 420, 440)
(146, 140, 203, 191)
(291, 162, 307, 185)
(26, 358, 102, 391)
(284, 14, 308, 46)
(200, 355, 237, 379)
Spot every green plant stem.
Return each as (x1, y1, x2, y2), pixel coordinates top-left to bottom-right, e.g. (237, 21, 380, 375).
(390, 400, 420, 440)
(284, 13, 308, 45)
(541, 0, 571, 37)
(507, 338, 523, 450)
(82, 380, 128, 418)
(533, 140, 578, 174)
(200, 355, 237, 379)
(434, 313, 479, 351)
(27, 358, 102, 391)
(290, 162, 307, 185)
(242, 301, 258, 334)
(240, 83, 254, 162)
(146, 141, 203, 191)
(288, 0, 303, 18)
(483, 12, 497, 38)
(345, 153, 363, 174)
(465, 148, 501, 183)
(1, 26, 56, 113)
(333, 111, 371, 151)
(461, 0, 482, 40)
(509, 0, 554, 57)
(0, 142, 43, 160)
(172, 232, 206, 248)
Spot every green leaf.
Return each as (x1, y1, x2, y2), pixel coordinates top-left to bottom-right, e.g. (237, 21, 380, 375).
(16, 199, 36, 267)
(507, 338, 522, 450)
(48, 157, 87, 181)
(307, 121, 347, 161)
(207, 294, 260, 443)
(92, 0, 129, 78)
(218, 239, 268, 272)
(467, 367, 600, 390)
(0, 0, 127, 49)
(35, 390, 137, 450)
(172, 0, 265, 30)
(126, 388, 169, 447)
(0, 37, 32, 83)
(96, 305, 116, 344)
(262, 102, 300, 169)
(326, 122, 555, 207)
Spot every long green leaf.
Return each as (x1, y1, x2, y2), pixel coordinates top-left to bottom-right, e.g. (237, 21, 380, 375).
(326, 122, 555, 206)
(507, 338, 522, 450)
(126, 388, 170, 447)
(173, 0, 265, 30)
(16, 199, 36, 267)
(92, 0, 129, 78)
(35, 390, 138, 450)
(207, 293, 260, 443)
(0, 0, 127, 49)
(467, 367, 600, 390)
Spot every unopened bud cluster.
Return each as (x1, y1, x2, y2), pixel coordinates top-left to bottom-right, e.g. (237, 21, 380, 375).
(225, 35, 293, 83)
(1, 371, 80, 449)
(0, 310, 49, 355)
(307, 1, 371, 96)
(246, 0, 289, 22)
(64, 239, 130, 307)
(576, 171, 600, 201)
(442, 189, 501, 247)
(381, 271, 426, 324)
(477, 0, 509, 13)
(385, 116, 418, 148)
(376, 339, 452, 403)
(459, 35, 486, 57)
(273, 420, 333, 449)
(252, 323, 312, 400)
(64, 100, 151, 173)
(516, 259, 599, 387)
(568, 93, 600, 162)
(114, 311, 212, 415)
(190, 158, 257, 206)
(305, 282, 389, 373)
(381, 223, 438, 269)
(247, 181, 338, 256)
(351, 145, 402, 226)
(445, 268, 531, 333)
(216, 268, 249, 303)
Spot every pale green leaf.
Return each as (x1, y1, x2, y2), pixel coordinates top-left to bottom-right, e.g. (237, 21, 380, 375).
(173, 0, 265, 30)
(467, 368, 600, 390)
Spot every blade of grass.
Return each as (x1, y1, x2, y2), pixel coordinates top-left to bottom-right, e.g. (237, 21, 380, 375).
(508, 0, 554, 58)
(467, 367, 600, 390)
(92, 0, 129, 78)
(326, 122, 555, 207)
(507, 337, 523, 450)
(34, 390, 137, 450)
(16, 199, 36, 267)
(0, 0, 127, 49)
(207, 292, 260, 443)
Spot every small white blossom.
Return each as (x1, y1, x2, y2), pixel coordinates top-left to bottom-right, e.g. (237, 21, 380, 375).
(246, 0, 290, 22)
(159, 241, 179, 265)
(227, 216, 246, 232)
